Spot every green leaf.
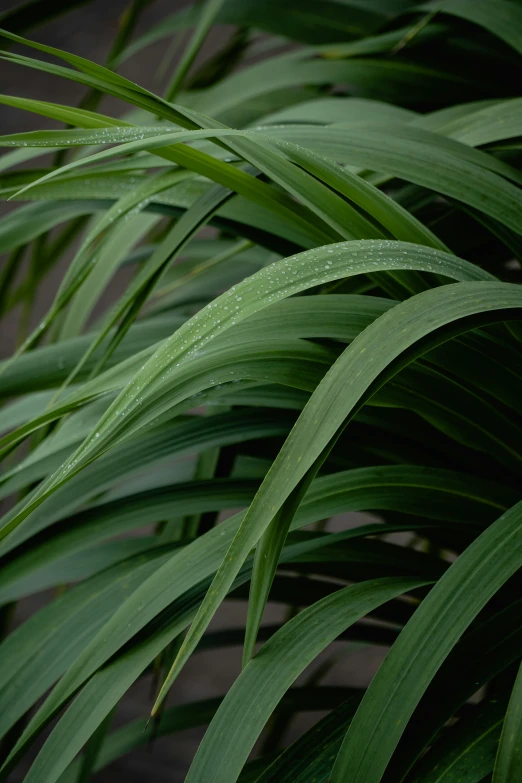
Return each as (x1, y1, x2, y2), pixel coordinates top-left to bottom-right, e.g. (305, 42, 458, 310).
(253, 696, 360, 783)
(416, 97, 522, 147)
(56, 697, 222, 783)
(0, 241, 493, 539)
(330, 498, 522, 783)
(387, 598, 522, 781)
(421, 0, 522, 55)
(2, 9, 522, 782)
(0, 200, 99, 253)
(493, 662, 522, 782)
(0, 527, 418, 778)
(185, 578, 426, 783)
(152, 281, 522, 714)
(266, 125, 522, 234)
(1, 461, 504, 607)
(0, 0, 92, 34)
(0, 408, 294, 553)
(164, 0, 226, 101)
(0, 546, 175, 744)
(407, 696, 507, 783)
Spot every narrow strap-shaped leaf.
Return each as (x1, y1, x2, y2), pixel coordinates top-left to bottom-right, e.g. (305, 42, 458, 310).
(0, 0, 92, 35)
(387, 598, 522, 781)
(0, 241, 493, 539)
(0, 404, 285, 500)
(0, 530, 418, 777)
(0, 90, 330, 252)
(8, 180, 235, 380)
(182, 54, 482, 118)
(242, 452, 325, 667)
(254, 697, 360, 783)
(57, 169, 193, 326)
(406, 696, 507, 783)
(75, 707, 114, 783)
(0, 547, 176, 744)
(58, 687, 349, 782)
(0, 474, 462, 718)
(116, 0, 385, 64)
(55, 697, 222, 783)
(267, 123, 522, 186)
(2, 124, 385, 255)
(493, 662, 522, 782)
(164, 0, 226, 101)
(0, 200, 99, 253)
(60, 212, 159, 339)
(4, 128, 254, 199)
(151, 282, 522, 715)
(0, 93, 126, 128)
(330, 498, 522, 783)
(57, 183, 235, 393)
(421, 0, 522, 55)
(0, 126, 172, 147)
(0, 462, 505, 609)
(415, 97, 522, 147)
(0, 479, 260, 604)
(4, 459, 509, 594)
(0, 28, 197, 128)
(8, 122, 522, 242)
(266, 125, 522, 235)
(248, 340, 522, 659)
(185, 578, 427, 783)
(15, 589, 203, 783)
(265, 135, 446, 250)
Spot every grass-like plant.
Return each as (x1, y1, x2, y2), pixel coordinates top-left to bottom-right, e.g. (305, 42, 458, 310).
(1, 0, 522, 780)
